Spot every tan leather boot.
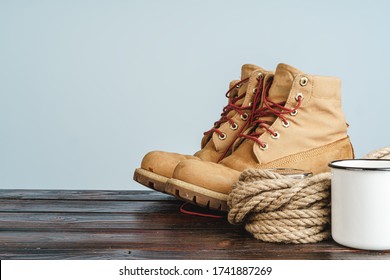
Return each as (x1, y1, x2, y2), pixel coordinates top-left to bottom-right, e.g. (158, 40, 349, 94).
(166, 63, 354, 211)
(133, 64, 273, 193)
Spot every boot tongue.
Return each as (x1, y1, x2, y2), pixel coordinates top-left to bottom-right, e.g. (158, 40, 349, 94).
(230, 64, 263, 107)
(201, 64, 263, 149)
(241, 64, 262, 79)
(267, 63, 302, 103)
(247, 63, 302, 140)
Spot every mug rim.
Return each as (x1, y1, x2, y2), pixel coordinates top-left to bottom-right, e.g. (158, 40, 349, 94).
(329, 159, 390, 171)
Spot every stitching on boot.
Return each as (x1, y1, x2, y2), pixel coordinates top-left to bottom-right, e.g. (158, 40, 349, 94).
(256, 137, 353, 168)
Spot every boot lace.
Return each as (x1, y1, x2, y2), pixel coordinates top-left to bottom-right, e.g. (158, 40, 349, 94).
(203, 77, 252, 138)
(239, 78, 303, 148)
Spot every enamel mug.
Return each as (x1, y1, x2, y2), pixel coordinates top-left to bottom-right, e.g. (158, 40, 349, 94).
(329, 159, 390, 250)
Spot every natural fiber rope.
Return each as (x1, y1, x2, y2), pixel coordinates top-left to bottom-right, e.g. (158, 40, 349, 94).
(227, 146, 390, 244)
(363, 146, 390, 159)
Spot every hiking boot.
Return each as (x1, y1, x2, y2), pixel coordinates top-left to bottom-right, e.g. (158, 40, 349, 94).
(166, 63, 354, 211)
(133, 64, 272, 193)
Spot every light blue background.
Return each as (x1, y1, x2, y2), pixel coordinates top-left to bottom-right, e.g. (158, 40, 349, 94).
(1, 0, 389, 190)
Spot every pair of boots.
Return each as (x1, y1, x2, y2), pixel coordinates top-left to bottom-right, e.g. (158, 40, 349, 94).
(134, 63, 354, 211)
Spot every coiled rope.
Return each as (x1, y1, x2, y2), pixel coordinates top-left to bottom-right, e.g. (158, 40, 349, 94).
(363, 146, 390, 160)
(227, 146, 390, 244)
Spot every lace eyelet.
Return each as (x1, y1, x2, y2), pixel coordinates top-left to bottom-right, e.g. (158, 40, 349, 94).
(218, 133, 227, 140)
(271, 132, 280, 139)
(259, 142, 268, 150)
(230, 123, 238, 130)
(240, 113, 249, 121)
(256, 72, 264, 80)
(282, 120, 290, 128)
(300, 77, 308, 86)
(290, 110, 298, 116)
(295, 93, 304, 101)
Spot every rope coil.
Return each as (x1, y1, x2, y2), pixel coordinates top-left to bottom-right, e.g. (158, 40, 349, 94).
(227, 146, 390, 244)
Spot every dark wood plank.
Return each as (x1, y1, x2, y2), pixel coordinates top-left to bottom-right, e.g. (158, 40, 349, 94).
(0, 229, 252, 250)
(2, 248, 390, 260)
(0, 230, 384, 252)
(0, 212, 229, 231)
(0, 199, 182, 213)
(1, 231, 389, 260)
(0, 189, 172, 201)
(2, 189, 389, 260)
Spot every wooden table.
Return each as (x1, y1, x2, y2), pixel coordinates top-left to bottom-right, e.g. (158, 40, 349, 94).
(1, 189, 389, 260)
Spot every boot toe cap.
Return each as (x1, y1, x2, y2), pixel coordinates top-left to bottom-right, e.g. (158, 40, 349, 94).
(141, 151, 198, 178)
(172, 159, 241, 195)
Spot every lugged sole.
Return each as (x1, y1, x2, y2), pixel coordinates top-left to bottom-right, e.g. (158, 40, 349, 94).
(133, 168, 169, 193)
(166, 178, 228, 212)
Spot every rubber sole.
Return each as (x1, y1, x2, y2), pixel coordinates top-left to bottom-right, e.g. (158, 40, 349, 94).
(166, 178, 229, 212)
(133, 168, 169, 193)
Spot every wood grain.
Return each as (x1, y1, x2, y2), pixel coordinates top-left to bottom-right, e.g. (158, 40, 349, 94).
(0, 189, 174, 201)
(1, 189, 389, 260)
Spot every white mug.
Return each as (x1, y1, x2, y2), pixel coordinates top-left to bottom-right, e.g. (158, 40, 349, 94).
(329, 159, 390, 250)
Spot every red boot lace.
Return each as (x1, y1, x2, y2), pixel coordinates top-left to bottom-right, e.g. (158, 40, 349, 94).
(179, 202, 225, 219)
(203, 77, 251, 137)
(239, 78, 303, 148)
(204, 76, 263, 137)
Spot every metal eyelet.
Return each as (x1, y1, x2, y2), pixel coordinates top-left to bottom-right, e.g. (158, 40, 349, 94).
(252, 88, 257, 94)
(282, 120, 290, 128)
(218, 133, 227, 140)
(295, 93, 304, 101)
(235, 84, 241, 88)
(300, 77, 308, 86)
(271, 131, 280, 139)
(240, 113, 249, 121)
(260, 142, 268, 150)
(256, 72, 264, 80)
(230, 123, 238, 130)
(290, 110, 298, 116)
(249, 102, 253, 106)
